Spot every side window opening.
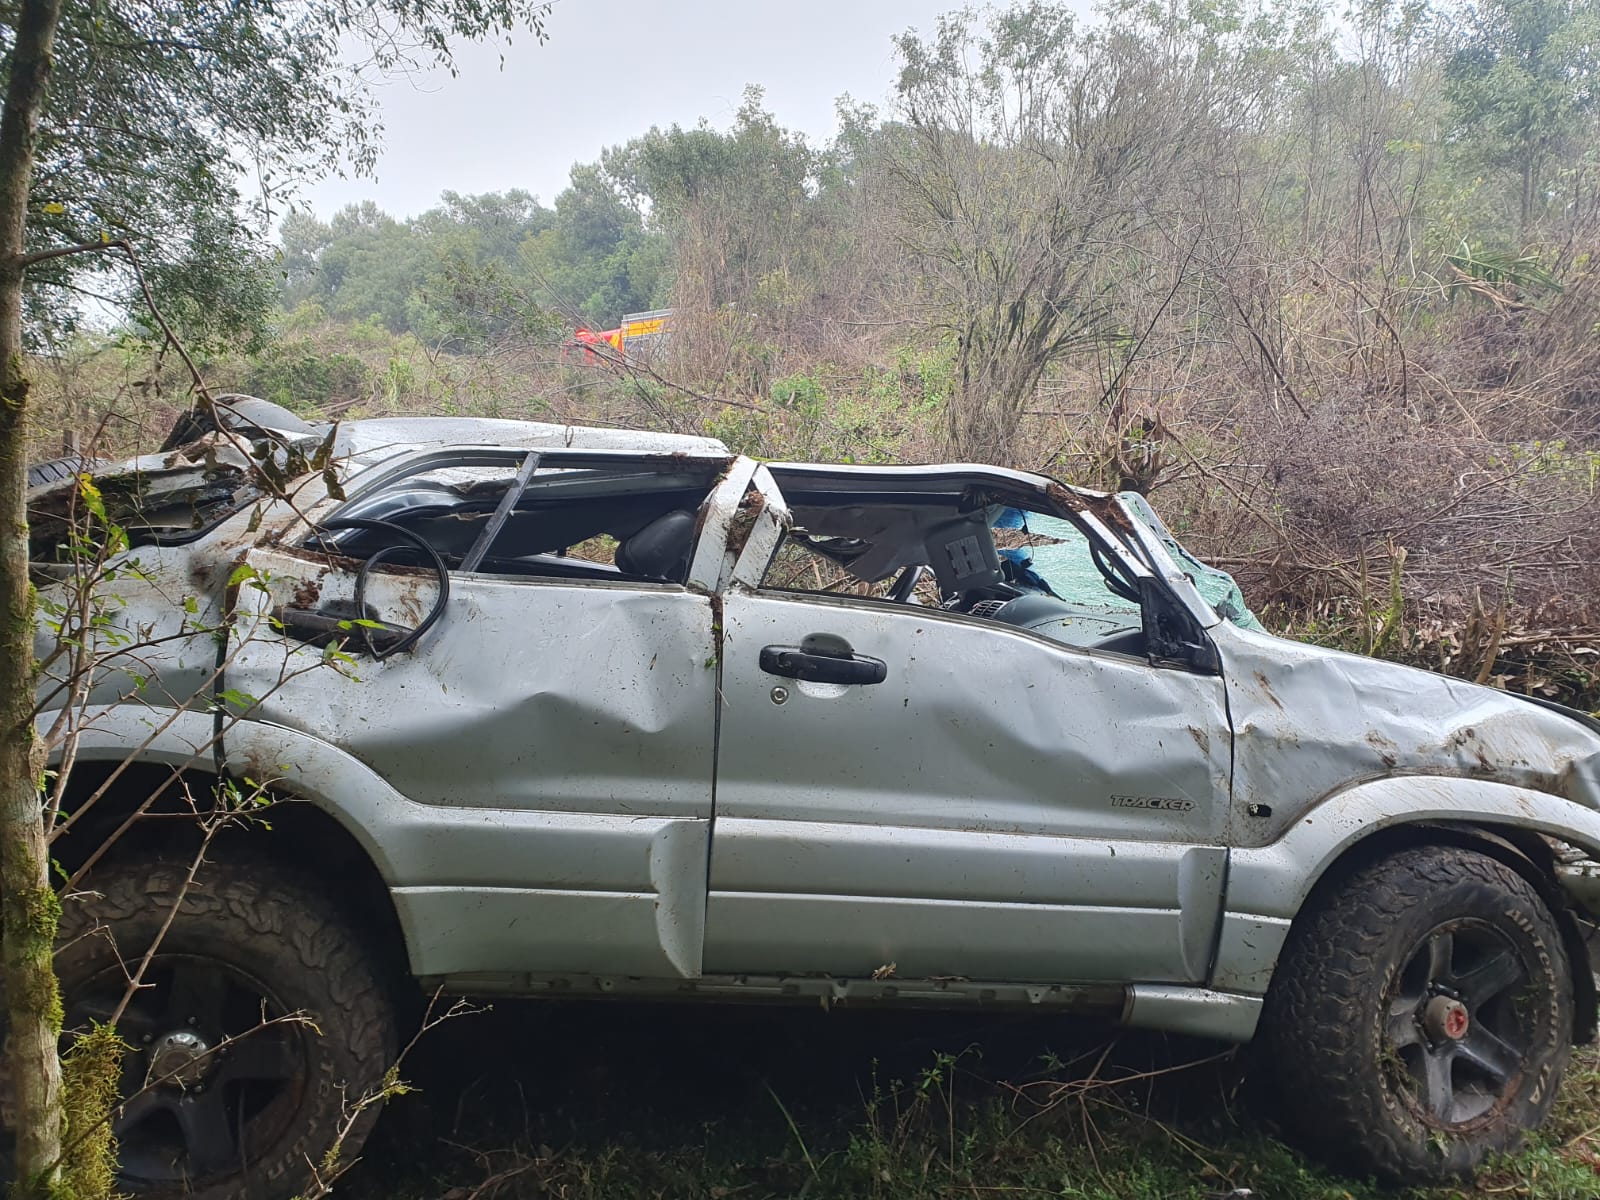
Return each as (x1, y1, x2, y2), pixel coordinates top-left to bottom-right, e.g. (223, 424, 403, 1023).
(312, 455, 724, 584)
(28, 461, 260, 564)
(977, 506, 1147, 655)
(759, 494, 1153, 657)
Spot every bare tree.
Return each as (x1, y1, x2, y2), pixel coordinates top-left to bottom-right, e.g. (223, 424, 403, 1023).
(885, 2, 1290, 461)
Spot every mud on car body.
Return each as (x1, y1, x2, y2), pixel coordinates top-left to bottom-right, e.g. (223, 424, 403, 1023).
(10, 396, 1600, 1196)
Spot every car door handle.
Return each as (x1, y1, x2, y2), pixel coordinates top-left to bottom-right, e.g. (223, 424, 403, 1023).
(760, 633, 887, 685)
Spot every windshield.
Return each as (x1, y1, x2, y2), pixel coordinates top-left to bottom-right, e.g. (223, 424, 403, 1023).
(993, 501, 1263, 630)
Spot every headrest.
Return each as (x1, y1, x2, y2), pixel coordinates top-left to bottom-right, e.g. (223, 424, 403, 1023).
(615, 509, 697, 580)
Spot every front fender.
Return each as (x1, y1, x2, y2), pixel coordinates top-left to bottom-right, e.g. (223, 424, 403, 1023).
(1213, 774, 1600, 995)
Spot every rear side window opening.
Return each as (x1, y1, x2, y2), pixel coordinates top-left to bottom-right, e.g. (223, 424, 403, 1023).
(311, 451, 729, 585)
(27, 463, 261, 565)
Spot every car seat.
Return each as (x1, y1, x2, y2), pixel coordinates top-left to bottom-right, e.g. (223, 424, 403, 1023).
(614, 509, 698, 581)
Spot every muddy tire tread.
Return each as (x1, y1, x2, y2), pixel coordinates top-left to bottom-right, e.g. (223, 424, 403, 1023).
(53, 854, 397, 1200)
(1264, 844, 1570, 1183)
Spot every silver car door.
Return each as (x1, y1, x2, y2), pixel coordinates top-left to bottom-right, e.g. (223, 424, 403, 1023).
(226, 451, 729, 983)
(705, 476, 1232, 986)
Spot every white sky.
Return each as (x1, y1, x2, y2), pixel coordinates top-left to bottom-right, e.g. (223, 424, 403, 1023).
(296, 0, 966, 222)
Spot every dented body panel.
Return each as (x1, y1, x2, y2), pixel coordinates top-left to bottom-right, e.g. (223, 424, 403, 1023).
(1209, 619, 1600, 994)
(707, 590, 1231, 983)
(32, 407, 1600, 1048)
(1220, 622, 1600, 847)
(228, 550, 720, 979)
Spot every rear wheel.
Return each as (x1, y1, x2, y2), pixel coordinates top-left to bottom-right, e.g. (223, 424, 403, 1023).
(1264, 844, 1572, 1182)
(52, 856, 397, 1200)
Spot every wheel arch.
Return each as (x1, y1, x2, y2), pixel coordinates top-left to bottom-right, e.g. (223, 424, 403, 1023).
(1291, 819, 1597, 1043)
(52, 757, 412, 987)
(48, 706, 417, 988)
(1218, 774, 1600, 1044)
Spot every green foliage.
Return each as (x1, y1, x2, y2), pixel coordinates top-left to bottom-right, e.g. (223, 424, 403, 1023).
(281, 174, 665, 340)
(284, 190, 572, 340)
(603, 88, 828, 315)
(343, 1029, 1600, 1200)
(281, 203, 432, 334)
(867, 344, 954, 419)
(1447, 239, 1564, 292)
(1444, 0, 1600, 230)
(770, 372, 827, 415)
(15, 1, 553, 349)
(518, 164, 667, 325)
(242, 340, 370, 413)
(701, 406, 773, 458)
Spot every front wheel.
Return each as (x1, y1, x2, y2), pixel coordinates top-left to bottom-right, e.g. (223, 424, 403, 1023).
(1263, 844, 1572, 1182)
(53, 855, 398, 1200)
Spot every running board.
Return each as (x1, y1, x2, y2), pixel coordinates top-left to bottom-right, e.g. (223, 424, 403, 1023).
(429, 972, 1264, 1042)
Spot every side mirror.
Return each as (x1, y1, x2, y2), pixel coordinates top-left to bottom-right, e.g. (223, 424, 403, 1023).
(1139, 578, 1220, 674)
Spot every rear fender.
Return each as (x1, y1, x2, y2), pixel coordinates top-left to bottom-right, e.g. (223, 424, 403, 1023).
(47, 705, 403, 881)
(48, 705, 711, 981)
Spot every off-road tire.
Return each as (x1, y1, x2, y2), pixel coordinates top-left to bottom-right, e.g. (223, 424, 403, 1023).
(27, 454, 105, 488)
(32, 855, 397, 1200)
(1264, 844, 1572, 1182)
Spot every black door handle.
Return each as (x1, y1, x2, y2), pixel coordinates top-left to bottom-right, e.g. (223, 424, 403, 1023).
(760, 632, 887, 685)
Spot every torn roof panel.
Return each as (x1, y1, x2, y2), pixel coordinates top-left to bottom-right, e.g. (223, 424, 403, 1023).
(768, 460, 1103, 504)
(333, 417, 728, 471)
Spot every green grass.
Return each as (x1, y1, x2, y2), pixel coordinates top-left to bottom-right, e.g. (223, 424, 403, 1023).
(337, 1003, 1600, 1200)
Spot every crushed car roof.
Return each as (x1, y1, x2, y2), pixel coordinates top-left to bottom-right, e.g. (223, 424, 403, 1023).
(331, 416, 728, 468)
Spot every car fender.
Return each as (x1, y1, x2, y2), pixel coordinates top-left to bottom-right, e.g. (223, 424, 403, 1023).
(1213, 774, 1600, 995)
(47, 704, 407, 882)
(49, 704, 711, 980)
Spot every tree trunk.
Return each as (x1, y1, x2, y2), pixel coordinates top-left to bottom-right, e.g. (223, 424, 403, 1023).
(0, 1, 68, 1195)
(1520, 154, 1535, 236)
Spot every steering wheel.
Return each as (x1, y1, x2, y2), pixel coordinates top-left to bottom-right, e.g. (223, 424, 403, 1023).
(889, 563, 927, 604)
(311, 517, 451, 659)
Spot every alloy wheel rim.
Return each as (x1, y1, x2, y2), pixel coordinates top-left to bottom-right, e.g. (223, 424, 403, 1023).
(65, 954, 307, 1186)
(1384, 919, 1534, 1127)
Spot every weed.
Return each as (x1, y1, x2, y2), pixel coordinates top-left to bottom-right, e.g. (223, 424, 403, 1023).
(334, 1006, 1600, 1200)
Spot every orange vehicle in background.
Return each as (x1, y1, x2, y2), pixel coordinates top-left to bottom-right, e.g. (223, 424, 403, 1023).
(567, 308, 670, 364)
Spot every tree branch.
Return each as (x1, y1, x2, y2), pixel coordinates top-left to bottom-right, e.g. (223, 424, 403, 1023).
(12, 237, 118, 270)
(112, 237, 213, 403)
(10, 235, 217, 403)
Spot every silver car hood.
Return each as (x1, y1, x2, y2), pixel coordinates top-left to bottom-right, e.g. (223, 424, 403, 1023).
(1217, 622, 1600, 847)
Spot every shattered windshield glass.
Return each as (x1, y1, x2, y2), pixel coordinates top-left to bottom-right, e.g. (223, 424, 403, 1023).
(993, 500, 1263, 630)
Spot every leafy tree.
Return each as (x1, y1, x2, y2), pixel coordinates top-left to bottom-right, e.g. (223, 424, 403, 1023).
(286, 201, 433, 330)
(519, 163, 665, 325)
(1445, 0, 1600, 232)
(408, 189, 559, 340)
(413, 188, 555, 264)
(604, 89, 821, 315)
(282, 190, 571, 338)
(0, 2, 549, 1194)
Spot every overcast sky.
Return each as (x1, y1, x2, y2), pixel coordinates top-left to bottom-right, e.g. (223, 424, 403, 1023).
(296, 0, 970, 223)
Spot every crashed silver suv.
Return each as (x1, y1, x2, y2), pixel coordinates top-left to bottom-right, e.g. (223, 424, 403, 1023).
(16, 398, 1600, 1196)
